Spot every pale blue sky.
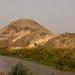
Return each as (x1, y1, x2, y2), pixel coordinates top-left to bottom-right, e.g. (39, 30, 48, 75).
(0, 0, 75, 33)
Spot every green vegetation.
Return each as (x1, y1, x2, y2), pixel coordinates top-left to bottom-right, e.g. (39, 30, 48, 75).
(9, 62, 32, 75)
(0, 47, 75, 71)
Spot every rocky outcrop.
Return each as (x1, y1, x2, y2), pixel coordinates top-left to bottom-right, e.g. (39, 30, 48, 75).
(0, 38, 8, 48)
(46, 33, 75, 48)
(0, 19, 74, 49)
(0, 19, 53, 49)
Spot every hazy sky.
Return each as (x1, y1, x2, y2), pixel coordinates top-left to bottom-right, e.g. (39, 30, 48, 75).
(0, 0, 75, 33)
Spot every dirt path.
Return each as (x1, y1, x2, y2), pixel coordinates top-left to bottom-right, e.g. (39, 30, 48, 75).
(0, 55, 75, 75)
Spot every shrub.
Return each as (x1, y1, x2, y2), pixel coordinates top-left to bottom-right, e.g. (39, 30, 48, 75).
(9, 62, 31, 75)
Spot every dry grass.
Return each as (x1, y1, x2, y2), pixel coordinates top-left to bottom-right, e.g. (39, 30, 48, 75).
(0, 47, 75, 71)
(0, 72, 4, 75)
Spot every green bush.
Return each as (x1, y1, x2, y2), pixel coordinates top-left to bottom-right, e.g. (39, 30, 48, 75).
(9, 62, 32, 75)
